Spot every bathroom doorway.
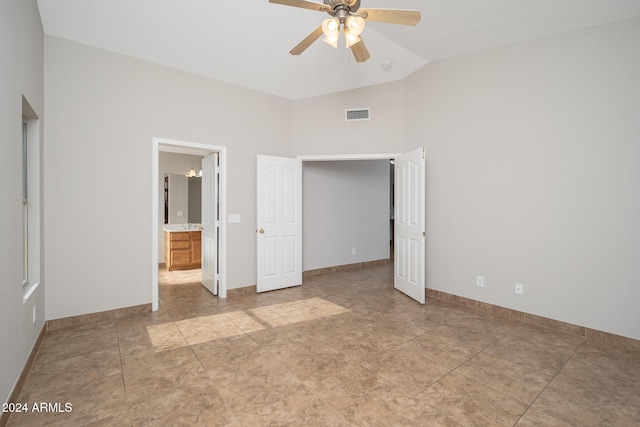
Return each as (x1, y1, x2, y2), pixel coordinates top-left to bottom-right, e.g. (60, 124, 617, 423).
(151, 137, 227, 311)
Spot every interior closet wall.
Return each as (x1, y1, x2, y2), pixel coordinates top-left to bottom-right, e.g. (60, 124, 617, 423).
(303, 160, 390, 271)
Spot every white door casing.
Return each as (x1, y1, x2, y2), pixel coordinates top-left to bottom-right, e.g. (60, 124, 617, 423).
(394, 147, 426, 303)
(257, 155, 302, 292)
(201, 152, 219, 295)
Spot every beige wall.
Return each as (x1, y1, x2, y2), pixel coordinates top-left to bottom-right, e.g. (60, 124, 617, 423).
(405, 18, 640, 339)
(0, 0, 45, 406)
(44, 36, 292, 320)
(291, 80, 405, 156)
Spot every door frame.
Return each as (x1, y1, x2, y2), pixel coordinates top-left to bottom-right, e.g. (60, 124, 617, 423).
(297, 153, 401, 162)
(151, 137, 227, 311)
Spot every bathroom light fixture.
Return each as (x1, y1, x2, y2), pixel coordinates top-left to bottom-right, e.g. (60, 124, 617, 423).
(185, 168, 198, 177)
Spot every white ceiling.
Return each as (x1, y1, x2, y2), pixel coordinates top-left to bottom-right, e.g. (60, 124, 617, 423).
(37, 0, 640, 100)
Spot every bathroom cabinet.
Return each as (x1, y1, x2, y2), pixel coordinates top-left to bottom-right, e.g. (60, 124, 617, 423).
(165, 230, 201, 271)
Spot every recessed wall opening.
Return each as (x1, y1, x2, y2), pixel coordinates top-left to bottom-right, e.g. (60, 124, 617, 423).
(22, 95, 41, 302)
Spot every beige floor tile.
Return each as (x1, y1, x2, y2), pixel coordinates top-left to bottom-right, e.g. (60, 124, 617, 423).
(362, 315, 433, 346)
(222, 305, 290, 333)
(382, 393, 463, 427)
(328, 327, 399, 361)
(127, 382, 236, 427)
(22, 372, 127, 426)
(303, 361, 398, 403)
(9, 264, 640, 427)
(118, 321, 189, 359)
(533, 376, 640, 426)
(362, 345, 451, 396)
(174, 312, 245, 345)
(417, 373, 528, 426)
(270, 339, 353, 382)
(401, 325, 494, 370)
(31, 348, 122, 393)
(480, 331, 583, 377)
(515, 406, 572, 426)
(454, 351, 552, 404)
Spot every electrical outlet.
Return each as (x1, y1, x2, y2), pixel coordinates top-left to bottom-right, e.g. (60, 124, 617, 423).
(32, 306, 37, 324)
(476, 276, 485, 287)
(515, 283, 524, 295)
(351, 248, 356, 255)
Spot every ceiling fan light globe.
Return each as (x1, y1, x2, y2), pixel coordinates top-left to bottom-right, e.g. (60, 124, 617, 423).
(346, 15, 365, 36)
(345, 29, 361, 48)
(322, 18, 340, 37)
(323, 34, 339, 48)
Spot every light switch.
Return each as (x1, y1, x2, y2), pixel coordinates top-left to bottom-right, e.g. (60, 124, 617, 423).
(228, 214, 241, 224)
(177, 211, 184, 217)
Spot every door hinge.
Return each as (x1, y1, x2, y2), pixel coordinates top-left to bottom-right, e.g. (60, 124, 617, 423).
(215, 166, 220, 175)
(215, 220, 220, 228)
(422, 148, 425, 159)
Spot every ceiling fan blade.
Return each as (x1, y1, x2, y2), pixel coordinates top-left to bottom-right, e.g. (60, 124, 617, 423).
(269, 0, 330, 12)
(359, 8, 421, 26)
(350, 38, 370, 63)
(290, 25, 324, 55)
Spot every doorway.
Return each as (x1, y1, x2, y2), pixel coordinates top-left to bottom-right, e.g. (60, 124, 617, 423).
(256, 153, 399, 290)
(256, 151, 425, 303)
(151, 137, 227, 311)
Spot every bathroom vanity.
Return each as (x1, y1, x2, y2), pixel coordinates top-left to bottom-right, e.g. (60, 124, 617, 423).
(164, 227, 201, 271)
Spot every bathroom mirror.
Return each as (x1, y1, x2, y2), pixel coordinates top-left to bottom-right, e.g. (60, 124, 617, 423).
(164, 173, 201, 224)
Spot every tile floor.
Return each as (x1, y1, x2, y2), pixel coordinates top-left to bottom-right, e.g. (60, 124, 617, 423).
(7, 264, 640, 426)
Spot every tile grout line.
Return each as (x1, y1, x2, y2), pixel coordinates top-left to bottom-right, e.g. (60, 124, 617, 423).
(114, 318, 133, 427)
(511, 337, 587, 425)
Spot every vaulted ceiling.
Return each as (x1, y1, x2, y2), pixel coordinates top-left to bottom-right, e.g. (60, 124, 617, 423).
(37, 0, 640, 100)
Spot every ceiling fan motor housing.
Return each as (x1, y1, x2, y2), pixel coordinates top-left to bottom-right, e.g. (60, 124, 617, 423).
(324, 0, 361, 17)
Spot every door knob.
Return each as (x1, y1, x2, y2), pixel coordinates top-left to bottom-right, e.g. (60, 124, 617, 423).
(258, 228, 265, 234)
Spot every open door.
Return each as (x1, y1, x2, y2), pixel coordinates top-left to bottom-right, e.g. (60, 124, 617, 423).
(256, 155, 302, 292)
(201, 152, 219, 294)
(394, 147, 426, 303)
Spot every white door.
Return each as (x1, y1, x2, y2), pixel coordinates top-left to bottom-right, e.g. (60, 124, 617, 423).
(201, 152, 219, 294)
(256, 155, 302, 292)
(394, 147, 426, 303)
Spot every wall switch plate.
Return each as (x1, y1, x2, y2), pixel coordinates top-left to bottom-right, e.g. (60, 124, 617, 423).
(476, 276, 485, 287)
(515, 283, 524, 295)
(352, 248, 356, 255)
(228, 214, 241, 224)
(177, 211, 184, 217)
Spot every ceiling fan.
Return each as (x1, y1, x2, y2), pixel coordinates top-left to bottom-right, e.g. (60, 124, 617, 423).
(269, 0, 421, 63)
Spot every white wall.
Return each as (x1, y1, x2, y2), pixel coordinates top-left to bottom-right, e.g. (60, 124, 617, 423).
(405, 18, 640, 340)
(291, 81, 405, 156)
(303, 160, 390, 271)
(0, 0, 46, 406)
(44, 36, 292, 320)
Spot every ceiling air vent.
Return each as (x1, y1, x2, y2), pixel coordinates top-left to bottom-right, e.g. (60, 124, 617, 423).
(345, 108, 371, 122)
